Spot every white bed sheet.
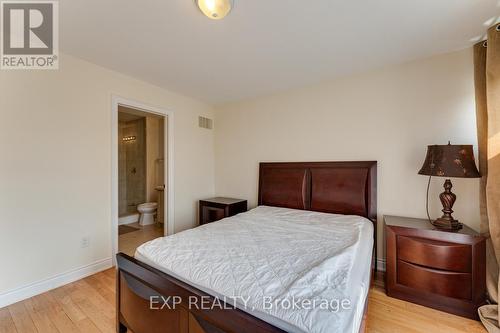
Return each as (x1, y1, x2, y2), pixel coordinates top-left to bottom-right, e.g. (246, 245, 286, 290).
(135, 205, 374, 333)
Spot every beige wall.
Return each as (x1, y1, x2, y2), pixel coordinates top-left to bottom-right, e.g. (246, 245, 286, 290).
(0, 53, 215, 295)
(214, 48, 480, 260)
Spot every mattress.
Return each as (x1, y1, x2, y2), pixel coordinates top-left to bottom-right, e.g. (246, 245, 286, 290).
(135, 205, 374, 333)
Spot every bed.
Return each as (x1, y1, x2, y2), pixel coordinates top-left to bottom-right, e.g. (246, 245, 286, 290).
(116, 161, 377, 333)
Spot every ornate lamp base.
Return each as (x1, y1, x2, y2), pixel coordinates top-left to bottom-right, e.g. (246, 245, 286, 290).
(433, 217, 463, 231)
(432, 179, 463, 231)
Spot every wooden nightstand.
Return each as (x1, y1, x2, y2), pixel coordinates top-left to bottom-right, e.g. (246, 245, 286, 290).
(384, 215, 486, 320)
(199, 197, 247, 225)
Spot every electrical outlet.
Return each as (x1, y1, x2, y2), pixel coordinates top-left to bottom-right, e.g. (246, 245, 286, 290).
(81, 236, 90, 248)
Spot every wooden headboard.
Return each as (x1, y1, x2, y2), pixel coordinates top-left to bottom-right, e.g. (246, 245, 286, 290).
(258, 161, 378, 271)
(258, 161, 377, 221)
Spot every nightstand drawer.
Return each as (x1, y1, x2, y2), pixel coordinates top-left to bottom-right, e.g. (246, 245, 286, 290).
(199, 198, 247, 226)
(385, 215, 486, 319)
(201, 206, 226, 224)
(397, 260, 472, 300)
(397, 235, 472, 273)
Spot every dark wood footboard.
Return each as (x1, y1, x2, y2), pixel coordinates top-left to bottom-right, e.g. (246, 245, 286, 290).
(116, 253, 286, 333)
(116, 253, 370, 333)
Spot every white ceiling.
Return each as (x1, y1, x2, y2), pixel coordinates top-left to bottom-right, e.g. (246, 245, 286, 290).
(61, 0, 500, 105)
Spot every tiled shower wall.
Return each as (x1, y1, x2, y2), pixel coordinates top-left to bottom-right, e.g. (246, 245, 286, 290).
(118, 118, 146, 216)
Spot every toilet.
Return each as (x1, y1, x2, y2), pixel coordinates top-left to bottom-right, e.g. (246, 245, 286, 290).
(137, 202, 158, 226)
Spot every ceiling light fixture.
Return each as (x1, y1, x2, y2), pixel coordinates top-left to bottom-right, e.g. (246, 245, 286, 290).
(196, 0, 233, 20)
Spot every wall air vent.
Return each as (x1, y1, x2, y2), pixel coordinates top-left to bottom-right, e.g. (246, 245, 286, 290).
(198, 116, 213, 129)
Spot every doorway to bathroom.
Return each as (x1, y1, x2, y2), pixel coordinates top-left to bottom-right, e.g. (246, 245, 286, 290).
(111, 96, 173, 260)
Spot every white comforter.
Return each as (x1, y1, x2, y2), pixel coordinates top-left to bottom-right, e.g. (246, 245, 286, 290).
(135, 206, 373, 333)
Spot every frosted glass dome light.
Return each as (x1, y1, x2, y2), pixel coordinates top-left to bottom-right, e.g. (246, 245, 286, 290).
(196, 0, 233, 20)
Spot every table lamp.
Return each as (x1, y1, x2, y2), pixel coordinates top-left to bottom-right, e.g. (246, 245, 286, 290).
(418, 142, 480, 231)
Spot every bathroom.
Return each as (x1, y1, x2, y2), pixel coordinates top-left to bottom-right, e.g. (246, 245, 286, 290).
(118, 106, 165, 256)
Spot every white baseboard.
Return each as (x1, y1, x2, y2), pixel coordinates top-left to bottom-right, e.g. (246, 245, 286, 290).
(118, 214, 139, 225)
(376, 258, 386, 272)
(0, 257, 113, 308)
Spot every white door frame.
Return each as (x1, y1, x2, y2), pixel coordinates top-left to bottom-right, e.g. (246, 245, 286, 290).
(111, 95, 174, 263)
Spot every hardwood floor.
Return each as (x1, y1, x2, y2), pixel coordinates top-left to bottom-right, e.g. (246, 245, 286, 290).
(0, 269, 116, 333)
(118, 222, 164, 256)
(366, 273, 486, 333)
(0, 270, 487, 333)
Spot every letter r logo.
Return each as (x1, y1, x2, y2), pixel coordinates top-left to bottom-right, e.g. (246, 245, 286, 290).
(2, 2, 53, 55)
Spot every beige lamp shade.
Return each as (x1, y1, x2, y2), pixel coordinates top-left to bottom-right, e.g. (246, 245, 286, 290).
(196, 0, 233, 20)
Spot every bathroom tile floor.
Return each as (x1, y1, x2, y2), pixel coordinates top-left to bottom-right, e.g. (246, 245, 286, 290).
(118, 222, 164, 256)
